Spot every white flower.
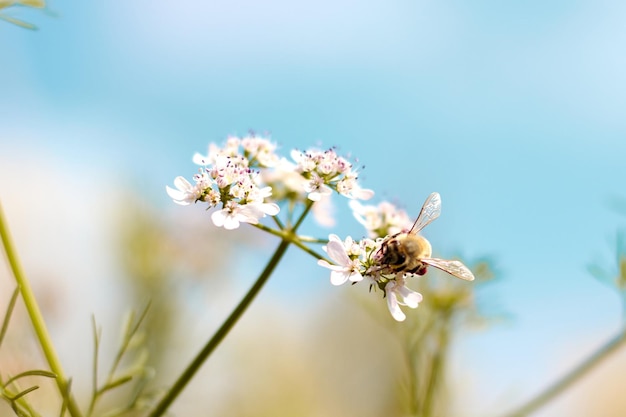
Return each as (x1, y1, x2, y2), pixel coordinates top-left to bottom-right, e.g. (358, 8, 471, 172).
(193, 138, 240, 165)
(304, 172, 333, 202)
(245, 185, 273, 204)
(385, 278, 422, 322)
(166, 176, 202, 205)
(241, 136, 280, 167)
(337, 177, 374, 200)
(290, 149, 316, 172)
(349, 200, 412, 238)
(211, 200, 279, 230)
(318, 234, 364, 285)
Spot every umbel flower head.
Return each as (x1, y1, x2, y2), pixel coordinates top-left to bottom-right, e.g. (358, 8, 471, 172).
(318, 192, 474, 321)
(166, 135, 374, 229)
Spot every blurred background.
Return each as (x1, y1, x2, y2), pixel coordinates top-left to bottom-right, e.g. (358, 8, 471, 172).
(2, 0, 626, 416)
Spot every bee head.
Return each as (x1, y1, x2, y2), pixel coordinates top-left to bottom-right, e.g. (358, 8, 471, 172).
(377, 233, 407, 267)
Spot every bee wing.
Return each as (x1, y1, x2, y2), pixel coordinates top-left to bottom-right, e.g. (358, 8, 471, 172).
(421, 258, 475, 281)
(408, 192, 441, 235)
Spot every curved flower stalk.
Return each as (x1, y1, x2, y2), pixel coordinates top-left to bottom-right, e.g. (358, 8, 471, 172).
(156, 134, 375, 417)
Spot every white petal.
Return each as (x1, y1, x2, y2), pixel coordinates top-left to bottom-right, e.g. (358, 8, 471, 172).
(211, 210, 226, 227)
(260, 203, 280, 216)
(330, 270, 349, 286)
(223, 215, 241, 230)
(399, 286, 422, 308)
(173, 176, 193, 191)
(348, 270, 364, 282)
(328, 234, 342, 243)
(354, 187, 375, 200)
(325, 241, 351, 266)
(192, 152, 209, 165)
(230, 205, 260, 223)
(386, 292, 406, 322)
(290, 149, 304, 163)
(307, 191, 322, 202)
(165, 186, 190, 205)
(317, 259, 341, 270)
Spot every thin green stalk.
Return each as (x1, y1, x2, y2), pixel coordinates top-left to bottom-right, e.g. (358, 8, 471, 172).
(148, 238, 290, 417)
(0, 287, 20, 350)
(148, 201, 315, 417)
(501, 324, 626, 417)
(0, 202, 83, 417)
(420, 310, 451, 417)
(87, 317, 101, 417)
(403, 309, 438, 416)
(253, 223, 326, 262)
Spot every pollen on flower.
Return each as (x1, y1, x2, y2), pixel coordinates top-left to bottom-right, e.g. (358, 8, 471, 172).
(317, 234, 366, 286)
(167, 135, 376, 231)
(317, 231, 424, 322)
(291, 147, 374, 202)
(166, 135, 282, 229)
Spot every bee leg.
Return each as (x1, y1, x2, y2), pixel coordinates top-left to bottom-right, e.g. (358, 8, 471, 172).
(407, 264, 428, 276)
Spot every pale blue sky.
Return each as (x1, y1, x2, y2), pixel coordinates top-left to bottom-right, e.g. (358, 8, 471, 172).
(2, 1, 626, 415)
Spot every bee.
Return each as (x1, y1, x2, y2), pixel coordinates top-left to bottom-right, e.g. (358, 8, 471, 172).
(376, 192, 475, 281)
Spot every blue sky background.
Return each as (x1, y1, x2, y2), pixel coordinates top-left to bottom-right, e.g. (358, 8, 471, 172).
(2, 1, 626, 415)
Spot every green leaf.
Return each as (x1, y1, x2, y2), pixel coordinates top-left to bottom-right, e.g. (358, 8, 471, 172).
(98, 375, 133, 395)
(0, 287, 19, 350)
(7, 385, 39, 401)
(0, 14, 37, 30)
(4, 370, 56, 388)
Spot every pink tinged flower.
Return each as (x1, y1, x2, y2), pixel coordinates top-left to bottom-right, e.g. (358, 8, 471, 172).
(335, 155, 351, 173)
(241, 136, 280, 167)
(349, 200, 412, 238)
(291, 149, 316, 172)
(246, 185, 273, 204)
(192, 170, 213, 190)
(385, 279, 423, 322)
(316, 151, 339, 175)
(337, 180, 375, 201)
(166, 176, 202, 205)
(211, 203, 253, 230)
(317, 234, 364, 286)
(305, 173, 333, 202)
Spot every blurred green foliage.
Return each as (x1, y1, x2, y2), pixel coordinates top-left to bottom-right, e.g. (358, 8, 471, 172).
(0, 0, 45, 29)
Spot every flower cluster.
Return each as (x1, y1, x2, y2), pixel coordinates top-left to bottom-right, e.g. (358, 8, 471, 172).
(166, 136, 281, 230)
(349, 200, 413, 239)
(166, 135, 373, 229)
(317, 232, 422, 322)
(166, 135, 467, 322)
(290, 148, 374, 202)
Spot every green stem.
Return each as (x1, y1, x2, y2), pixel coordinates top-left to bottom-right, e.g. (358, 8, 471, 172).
(0, 202, 83, 417)
(149, 201, 315, 417)
(500, 324, 626, 417)
(253, 223, 326, 262)
(420, 310, 451, 417)
(148, 238, 291, 417)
